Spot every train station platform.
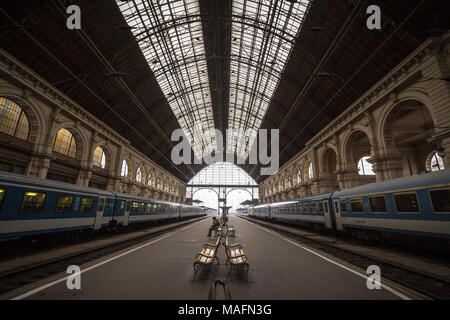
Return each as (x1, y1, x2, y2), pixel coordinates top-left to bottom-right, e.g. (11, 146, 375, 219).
(4, 215, 423, 300)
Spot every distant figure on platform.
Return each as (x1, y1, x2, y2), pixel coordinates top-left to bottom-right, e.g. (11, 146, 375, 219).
(207, 217, 220, 237)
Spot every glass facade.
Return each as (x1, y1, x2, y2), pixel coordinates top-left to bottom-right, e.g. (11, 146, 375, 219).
(0, 97, 30, 140)
(53, 128, 77, 158)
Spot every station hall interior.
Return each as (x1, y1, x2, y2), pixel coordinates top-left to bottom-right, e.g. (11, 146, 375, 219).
(0, 0, 449, 301)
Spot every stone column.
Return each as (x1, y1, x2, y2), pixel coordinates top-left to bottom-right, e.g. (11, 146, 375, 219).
(26, 153, 52, 178)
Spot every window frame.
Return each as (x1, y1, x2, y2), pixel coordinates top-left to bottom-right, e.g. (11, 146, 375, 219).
(19, 191, 46, 214)
(54, 194, 74, 214)
(80, 197, 94, 214)
(97, 198, 105, 212)
(349, 198, 365, 213)
(0, 188, 6, 211)
(428, 188, 450, 214)
(368, 195, 388, 213)
(393, 192, 421, 214)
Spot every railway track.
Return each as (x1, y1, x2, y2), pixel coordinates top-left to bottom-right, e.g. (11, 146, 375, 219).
(238, 215, 450, 300)
(0, 216, 208, 298)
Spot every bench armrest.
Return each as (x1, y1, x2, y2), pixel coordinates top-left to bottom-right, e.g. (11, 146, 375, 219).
(196, 252, 215, 259)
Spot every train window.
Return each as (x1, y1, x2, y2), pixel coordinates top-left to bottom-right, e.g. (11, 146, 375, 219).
(369, 196, 387, 213)
(324, 201, 329, 213)
(394, 193, 420, 213)
(120, 201, 125, 210)
(55, 195, 74, 213)
(303, 203, 309, 212)
(140, 202, 145, 213)
(97, 198, 105, 211)
(0, 188, 5, 210)
(20, 191, 46, 213)
(105, 199, 110, 209)
(146, 203, 152, 213)
(340, 200, 347, 213)
(318, 202, 323, 213)
(310, 202, 317, 213)
(350, 199, 364, 213)
(131, 202, 139, 213)
(80, 198, 94, 213)
(429, 189, 450, 213)
(126, 201, 131, 211)
(298, 203, 303, 213)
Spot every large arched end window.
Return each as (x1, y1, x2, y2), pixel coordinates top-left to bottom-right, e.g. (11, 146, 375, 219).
(136, 167, 142, 182)
(358, 156, 375, 175)
(427, 152, 445, 172)
(92, 146, 106, 169)
(121, 160, 129, 177)
(53, 128, 77, 158)
(0, 97, 30, 140)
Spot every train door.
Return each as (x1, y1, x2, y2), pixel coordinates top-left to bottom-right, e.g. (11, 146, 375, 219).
(323, 200, 332, 229)
(123, 200, 130, 226)
(94, 197, 105, 230)
(333, 199, 343, 231)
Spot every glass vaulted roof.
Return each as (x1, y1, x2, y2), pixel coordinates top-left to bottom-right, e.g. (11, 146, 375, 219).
(117, 0, 311, 160)
(117, 0, 216, 158)
(228, 0, 311, 158)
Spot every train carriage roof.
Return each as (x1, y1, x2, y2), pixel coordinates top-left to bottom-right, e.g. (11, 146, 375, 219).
(333, 169, 450, 198)
(0, 171, 114, 197)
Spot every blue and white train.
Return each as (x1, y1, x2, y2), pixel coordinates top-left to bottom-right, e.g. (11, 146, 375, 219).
(249, 169, 450, 239)
(0, 171, 206, 239)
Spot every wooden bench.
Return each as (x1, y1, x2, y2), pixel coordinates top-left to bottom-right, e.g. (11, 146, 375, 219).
(213, 226, 224, 237)
(225, 236, 249, 281)
(226, 225, 235, 237)
(193, 236, 221, 279)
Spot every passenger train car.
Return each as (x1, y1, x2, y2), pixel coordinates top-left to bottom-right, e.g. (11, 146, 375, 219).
(249, 169, 450, 240)
(0, 171, 206, 239)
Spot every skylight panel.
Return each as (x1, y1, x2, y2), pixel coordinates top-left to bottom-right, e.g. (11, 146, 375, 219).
(117, 0, 216, 159)
(228, 0, 312, 159)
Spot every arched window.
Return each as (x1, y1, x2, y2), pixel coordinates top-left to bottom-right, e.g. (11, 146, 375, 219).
(297, 170, 302, 184)
(121, 160, 129, 177)
(148, 173, 152, 186)
(156, 178, 161, 190)
(136, 167, 142, 182)
(304, 161, 313, 180)
(0, 97, 30, 140)
(427, 152, 445, 172)
(53, 128, 77, 158)
(92, 146, 106, 169)
(358, 156, 375, 175)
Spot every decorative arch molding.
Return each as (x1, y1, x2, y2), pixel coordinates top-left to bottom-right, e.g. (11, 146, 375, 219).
(320, 146, 339, 176)
(340, 127, 374, 165)
(92, 140, 115, 174)
(0, 86, 45, 145)
(318, 144, 339, 174)
(121, 158, 134, 180)
(377, 93, 437, 153)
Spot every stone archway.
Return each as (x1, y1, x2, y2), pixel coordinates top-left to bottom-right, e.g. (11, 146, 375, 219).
(343, 130, 375, 188)
(320, 147, 339, 192)
(382, 99, 436, 176)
